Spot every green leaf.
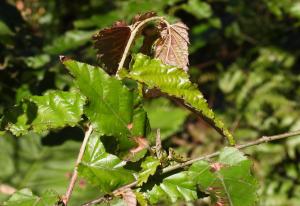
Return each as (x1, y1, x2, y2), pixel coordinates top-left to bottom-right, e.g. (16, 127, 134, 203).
(0, 134, 14, 179)
(24, 54, 50, 69)
(78, 131, 135, 193)
(137, 156, 160, 186)
(1, 91, 86, 136)
(0, 133, 99, 205)
(144, 98, 188, 140)
(135, 191, 148, 206)
(3, 188, 58, 206)
(0, 20, 14, 36)
(145, 147, 258, 205)
(189, 147, 258, 206)
(146, 171, 197, 204)
(63, 59, 149, 151)
(44, 30, 94, 55)
(181, 0, 212, 19)
(123, 54, 234, 145)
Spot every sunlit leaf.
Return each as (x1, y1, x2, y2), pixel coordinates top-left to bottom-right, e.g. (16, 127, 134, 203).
(78, 131, 135, 193)
(146, 171, 197, 204)
(3, 189, 58, 206)
(1, 91, 86, 136)
(189, 147, 258, 206)
(137, 156, 160, 186)
(123, 54, 234, 144)
(63, 59, 150, 152)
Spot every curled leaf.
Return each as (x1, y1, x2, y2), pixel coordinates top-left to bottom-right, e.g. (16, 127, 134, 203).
(154, 22, 189, 71)
(93, 23, 131, 74)
(132, 11, 157, 24)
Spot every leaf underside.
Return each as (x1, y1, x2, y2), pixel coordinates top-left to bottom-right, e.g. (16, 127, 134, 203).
(154, 22, 189, 71)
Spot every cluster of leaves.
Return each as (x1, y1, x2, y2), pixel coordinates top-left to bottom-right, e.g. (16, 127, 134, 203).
(1, 0, 300, 205)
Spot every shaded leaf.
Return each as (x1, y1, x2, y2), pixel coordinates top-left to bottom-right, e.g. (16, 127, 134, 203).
(189, 147, 258, 206)
(93, 24, 131, 74)
(140, 26, 159, 56)
(1, 91, 86, 136)
(154, 22, 189, 71)
(44, 30, 94, 55)
(63, 59, 150, 152)
(0, 133, 99, 205)
(3, 188, 58, 206)
(123, 54, 234, 144)
(0, 20, 14, 36)
(181, 0, 212, 19)
(78, 131, 135, 193)
(137, 156, 160, 186)
(24, 54, 50, 69)
(145, 98, 189, 140)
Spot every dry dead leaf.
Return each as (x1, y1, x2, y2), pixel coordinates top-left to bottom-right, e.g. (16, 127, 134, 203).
(154, 22, 189, 71)
(130, 136, 149, 154)
(93, 23, 131, 74)
(115, 188, 137, 206)
(210, 162, 224, 172)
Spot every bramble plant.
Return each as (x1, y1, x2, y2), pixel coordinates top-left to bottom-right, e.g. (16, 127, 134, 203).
(1, 11, 300, 206)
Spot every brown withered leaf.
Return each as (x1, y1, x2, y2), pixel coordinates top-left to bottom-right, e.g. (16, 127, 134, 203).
(130, 136, 149, 154)
(154, 22, 190, 71)
(132, 11, 157, 24)
(115, 188, 137, 206)
(93, 23, 131, 74)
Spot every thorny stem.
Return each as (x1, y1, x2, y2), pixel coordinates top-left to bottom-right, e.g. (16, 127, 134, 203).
(116, 16, 164, 78)
(82, 130, 300, 206)
(62, 125, 93, 206)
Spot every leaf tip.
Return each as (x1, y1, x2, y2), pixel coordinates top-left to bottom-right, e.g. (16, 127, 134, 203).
(59, 55, 71, 63)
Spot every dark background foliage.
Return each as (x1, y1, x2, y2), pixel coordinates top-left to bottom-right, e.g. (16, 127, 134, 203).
(1, 0, 300, 205)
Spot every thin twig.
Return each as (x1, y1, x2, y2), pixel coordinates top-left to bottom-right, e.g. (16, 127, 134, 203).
(116, 16, 163, 78)
(63, 125, 93, 205)
(82, 130, 300, 206)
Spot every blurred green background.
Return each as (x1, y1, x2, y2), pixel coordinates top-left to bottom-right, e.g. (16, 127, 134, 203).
(1, 0, 300, 205)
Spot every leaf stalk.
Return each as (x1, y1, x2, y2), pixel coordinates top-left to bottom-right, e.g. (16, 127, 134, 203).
(116, 16, 164, 78)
